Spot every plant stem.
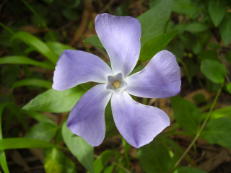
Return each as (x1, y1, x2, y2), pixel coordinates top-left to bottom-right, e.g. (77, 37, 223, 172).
(173, 86, 223, 169)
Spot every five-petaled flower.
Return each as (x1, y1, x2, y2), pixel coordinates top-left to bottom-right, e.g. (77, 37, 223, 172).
(52, 13, 181, 148)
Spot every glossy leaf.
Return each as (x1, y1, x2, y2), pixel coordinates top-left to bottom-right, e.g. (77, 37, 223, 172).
(0, 138, 54, 150)
(138, 0, 173, 44)
(13, 31, 57, 63)
(12, 78, 51, 89)
(25, 111, 55, 124)
(45, 148, 76, 173)
(219, 15, 231, 45)
(140, 32, 176, 60)
(46, 41, 73, 57)
(138, 137, 179, 173)
(201, 59, 226, 83)
(62, 123, 94, 173)
(209, 106, 231, 119)
(26, 122, 57, 141)
(0, 104, 9, 173)
(172, 0, 199, 18)
(94, 150, 117, 173)
(84, 36, 103, 49)
(202, 118, 231, 149)
(208, 0, 226, 26)
(0, 56, 52, 69)
(171, 96, 203, 134)
(226, 83, 231, 94)
(184, 23, 208, 33)
(23, 87, 84, 113)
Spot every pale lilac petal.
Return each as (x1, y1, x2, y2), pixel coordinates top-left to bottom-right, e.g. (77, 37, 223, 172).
(67, 84, 111, 146)
(53, 50, 112, 90)
(127, 50, 181, 98)
(111, 92, 170, 148)
(95, 13, 141, 76)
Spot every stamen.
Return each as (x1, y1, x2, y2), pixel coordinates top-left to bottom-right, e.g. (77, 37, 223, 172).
(112, 80, 121, 89)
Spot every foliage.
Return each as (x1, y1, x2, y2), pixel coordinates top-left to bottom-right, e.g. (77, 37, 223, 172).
(0, 0, 231, 172)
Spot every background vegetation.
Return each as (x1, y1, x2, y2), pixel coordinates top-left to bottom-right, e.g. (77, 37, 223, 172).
(0, 0, 231, 172)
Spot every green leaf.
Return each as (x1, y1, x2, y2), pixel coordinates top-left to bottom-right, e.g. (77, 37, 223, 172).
(21, 0, 47, 28)
(201, 59, 226, 83)
(209, 106, 231, 119)
(62, 123, 94, 173)
(175, 23, 208, 33)
(202, 118, 231, 149)
(0, 56, 53, 69)
(94, 150, 117, 173)
(171, 96, 202, 134)
(208, 0, 226, 26)
(26, 122, 57, 141)
(45, 148, 76, 173)
(0, 138, 54, 150)
(140, 32, 176, 60)
(13, 32, 57, 63)
(219, 15, 231, 45)
(226, 83, 231, 94)
(104, 166, 114, 173)
(25, 111, 55, 124)
(172, 0, 199, 18)
(12, 78, 51, 89)
(84, 0, 172, 51)
(46, 41, 73, 57)
(174, 167, 206, 173)
(184, 23, 208, 33)
(0, 104, 9, 173)
(84, 36, 103, 49)
(138, 137, 178, 173)
(138, 0, 173, 44)
(23, 87, 84, 113)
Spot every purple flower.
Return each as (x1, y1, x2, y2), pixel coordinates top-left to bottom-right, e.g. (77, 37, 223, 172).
(52, 13, 181, 148)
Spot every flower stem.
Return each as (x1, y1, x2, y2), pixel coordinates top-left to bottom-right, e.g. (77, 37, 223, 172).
(173, 86, 223, 169)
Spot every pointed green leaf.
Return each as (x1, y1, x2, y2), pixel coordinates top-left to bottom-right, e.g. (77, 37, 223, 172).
(0, 56, 53, 69)
(23, 88, 84, 113)
(84, 36, 103, 49)
(45, 148, 76, 173)
(171, 96, 202, 134)
(12, 78, 51, 89)
(13, 32, 57, 63)
(202, 118, 231, 149)
(226, 83, 231, 94)
(140, 32, 176, 60)
(0, 138, 54, 150)
(219, 15, 231, 45)
(26, 122, 57, 141)
(138, 0, 173, 44)
(138, 137, 180, 173)
(208, 0, 226, 26)
(0, 104, 9, 173)
(62, 123, 94, 173)
(201, 59, 226, 83)
(46, 41, 74, 57)
(172, 0, 199, 18)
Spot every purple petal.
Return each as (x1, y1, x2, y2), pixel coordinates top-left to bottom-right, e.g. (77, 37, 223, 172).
(111, 92, 170, 148)
(95, 13, 141, 76)
(53, 50, 112, 90)
(67, 84, 111, 146)
(127, 50, 181, 98)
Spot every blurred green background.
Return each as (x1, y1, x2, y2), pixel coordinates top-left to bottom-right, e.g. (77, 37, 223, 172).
(0, 0, 231, 172)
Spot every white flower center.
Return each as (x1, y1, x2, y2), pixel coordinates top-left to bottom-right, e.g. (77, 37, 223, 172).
(106, 73, 127, 92)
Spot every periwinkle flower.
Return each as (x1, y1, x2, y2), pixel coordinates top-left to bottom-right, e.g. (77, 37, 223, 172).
(53, 13, 181, 148)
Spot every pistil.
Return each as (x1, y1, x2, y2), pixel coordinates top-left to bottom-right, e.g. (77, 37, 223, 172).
(112, 80, 121, 89)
